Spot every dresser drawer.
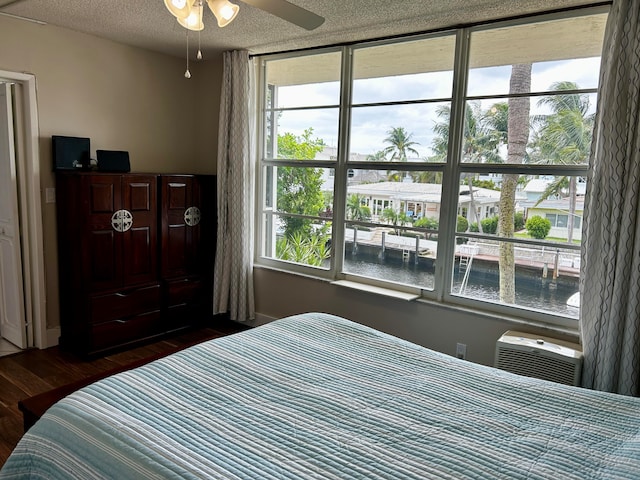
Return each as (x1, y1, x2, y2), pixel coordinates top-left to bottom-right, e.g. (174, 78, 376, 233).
(91, 310, 161, 351)
(90, 284, 161, 324)
(166, 278, 204, 307)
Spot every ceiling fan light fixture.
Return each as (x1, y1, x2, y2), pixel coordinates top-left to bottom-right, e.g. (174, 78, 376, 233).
(207, 0, 239, 28)
(164, 0, 193, 20)
(177, 2, 205, 31)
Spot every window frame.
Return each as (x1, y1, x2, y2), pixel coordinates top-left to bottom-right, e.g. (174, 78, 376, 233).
(255, 5, 609, 330)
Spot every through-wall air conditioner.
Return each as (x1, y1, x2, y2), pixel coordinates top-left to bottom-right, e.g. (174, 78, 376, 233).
(494, 331, 583, 386)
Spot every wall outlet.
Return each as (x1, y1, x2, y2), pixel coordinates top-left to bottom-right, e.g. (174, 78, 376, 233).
(456, 342, 467, 360)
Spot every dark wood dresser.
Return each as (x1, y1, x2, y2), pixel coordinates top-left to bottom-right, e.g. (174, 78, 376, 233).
(55, 172, 216, 356)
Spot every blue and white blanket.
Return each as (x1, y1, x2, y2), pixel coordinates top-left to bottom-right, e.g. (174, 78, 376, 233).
(1, 312, 639, 479)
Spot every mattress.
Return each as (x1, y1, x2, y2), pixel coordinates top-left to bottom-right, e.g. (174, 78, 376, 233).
(1, 312, 639, 479)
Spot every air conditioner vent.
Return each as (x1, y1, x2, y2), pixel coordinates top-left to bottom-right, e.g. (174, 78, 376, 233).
(495, 331, 583, 386)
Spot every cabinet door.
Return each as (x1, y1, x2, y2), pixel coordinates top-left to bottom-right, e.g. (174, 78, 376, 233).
(122, 175, 158, 286)
(160, 175, 194, 278)
(81, 174, 123, 292)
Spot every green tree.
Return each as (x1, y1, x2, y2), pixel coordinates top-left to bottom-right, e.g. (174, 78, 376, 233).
(530, 81, 594, 243)
(411, 169, 443, 184)
(414, 216, 439, 229)
(486, 102, 509, 145)
(386, 171, 405, 182)
(415, 216, 439, 239)
(472, 179, 499, 190)
(383, 126, 420, 162)
(383, 126, 420, 182)
(526, 216, 552, 239)
(346, 194, 371, 221)
(278, 128, 326, 160)
(432, 103, 504, 163)
(430, 106, 450, 163)
(460, 101, 504, 164)
(381, 208, 409, 235)
(432, 103, 503, 233)
(276, 128, 325, 238)
(366, 150, 388, 162)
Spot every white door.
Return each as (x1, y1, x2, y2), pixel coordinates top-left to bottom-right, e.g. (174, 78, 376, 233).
(0, 82, 27, 348)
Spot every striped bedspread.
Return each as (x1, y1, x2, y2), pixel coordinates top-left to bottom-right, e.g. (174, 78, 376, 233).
(1, 312, 640, 479)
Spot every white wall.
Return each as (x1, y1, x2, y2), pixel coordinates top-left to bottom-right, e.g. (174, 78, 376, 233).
(254, 267, 579, 366)
(0, 15, 221, 331)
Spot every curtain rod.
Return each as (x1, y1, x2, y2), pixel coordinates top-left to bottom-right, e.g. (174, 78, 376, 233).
(248, 1, 611, 59)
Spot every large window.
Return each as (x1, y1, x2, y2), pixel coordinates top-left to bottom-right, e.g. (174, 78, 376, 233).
(257, 7, 607, 327)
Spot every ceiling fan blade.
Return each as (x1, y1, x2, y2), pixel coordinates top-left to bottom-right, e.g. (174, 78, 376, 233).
(240, 0, 324, 30)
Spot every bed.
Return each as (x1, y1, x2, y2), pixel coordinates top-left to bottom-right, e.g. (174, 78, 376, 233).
(1, 312, 639, 479)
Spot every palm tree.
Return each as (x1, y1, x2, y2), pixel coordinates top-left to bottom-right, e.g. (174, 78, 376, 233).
(346, 194, 371, 221)
(486, 102, 509, 145)
(381, 208, 409, 235)
(430, 105, 450, 163)
(432, 103, 503, 233)
(430, 70, 530, 305)
(382, 127, 420, 182)
(366, 150, 388, 162)
(499, 63, 532, 304)
(386, 171, 404, 182)
(411, 169, 443, 184)
(460, 102, 503, 164)
(383, 127, 420, 162)
(530, 81, 594, 243)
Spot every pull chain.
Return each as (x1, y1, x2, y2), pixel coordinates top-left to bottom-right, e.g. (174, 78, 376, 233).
(184, 29, 191, 78)
(197, 27, 203, 60)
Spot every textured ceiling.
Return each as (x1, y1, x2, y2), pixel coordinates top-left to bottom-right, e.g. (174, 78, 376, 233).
(0, 0, 602, 59)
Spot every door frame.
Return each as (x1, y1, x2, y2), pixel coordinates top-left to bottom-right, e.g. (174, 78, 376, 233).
(0, 69, 46, 349)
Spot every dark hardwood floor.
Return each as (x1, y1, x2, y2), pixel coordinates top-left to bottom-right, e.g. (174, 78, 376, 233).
(0, 320, 248, 468)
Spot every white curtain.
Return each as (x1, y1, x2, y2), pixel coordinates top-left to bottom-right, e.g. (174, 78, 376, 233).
(580, 0, 640, 396)
(212, 49, 255, 323)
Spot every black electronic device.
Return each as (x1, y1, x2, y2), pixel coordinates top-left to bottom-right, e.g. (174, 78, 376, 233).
(97, 150, 131, 172)
(52, 135, 90, 171)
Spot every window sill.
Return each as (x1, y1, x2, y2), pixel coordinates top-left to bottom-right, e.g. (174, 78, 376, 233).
(331, 280, 420, 301)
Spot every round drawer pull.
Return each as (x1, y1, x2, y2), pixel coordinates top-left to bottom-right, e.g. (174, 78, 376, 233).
(184, 206, 201, 227)
(111, 210, 133, 232)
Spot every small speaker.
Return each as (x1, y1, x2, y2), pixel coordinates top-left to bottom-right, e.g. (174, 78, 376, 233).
(52, 135, 90, 171)
(97, 150, 131, 172)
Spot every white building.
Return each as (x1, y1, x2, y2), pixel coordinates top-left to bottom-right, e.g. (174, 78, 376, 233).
(347, 181, 501, 222)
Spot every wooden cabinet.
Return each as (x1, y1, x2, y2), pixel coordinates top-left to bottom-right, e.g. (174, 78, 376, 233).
(160, 175, 216, 331)
(56, 172, 215, 356)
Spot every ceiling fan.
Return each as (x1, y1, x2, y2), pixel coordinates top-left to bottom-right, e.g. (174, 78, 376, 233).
(165, 0, 324, 32)
(164, 0, 324, 77)
(240, 0, 324, 31)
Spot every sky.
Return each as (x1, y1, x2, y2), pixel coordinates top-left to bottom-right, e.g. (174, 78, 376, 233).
(273, 56, 602, 160)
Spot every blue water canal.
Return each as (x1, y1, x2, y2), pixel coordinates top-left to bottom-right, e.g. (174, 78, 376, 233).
(343, 254, 578, 318)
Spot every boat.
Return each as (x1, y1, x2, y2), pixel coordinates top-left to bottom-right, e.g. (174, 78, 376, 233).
(567, 292, 580, 308)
